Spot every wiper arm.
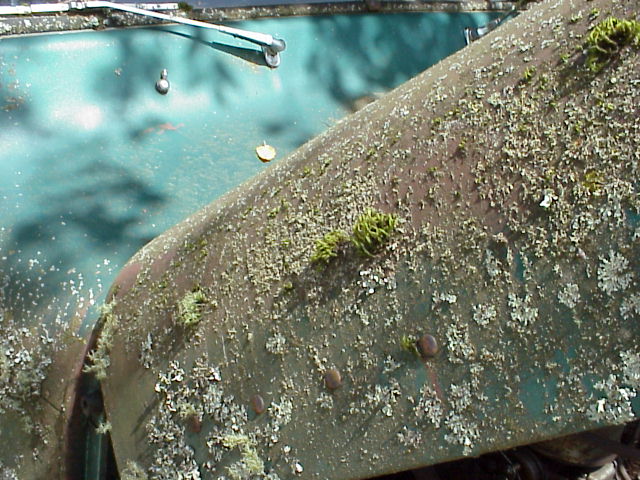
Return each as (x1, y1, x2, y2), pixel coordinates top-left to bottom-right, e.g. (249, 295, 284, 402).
(68, 1, 286, 67)
(463, 4, 517, 44)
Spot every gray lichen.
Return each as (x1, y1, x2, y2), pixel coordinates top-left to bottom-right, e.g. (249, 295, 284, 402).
(507, 293, 538, 330)
(83, 302, 118, 381)
(120, 460, 149, 480)
(620, 294, 640, 320)
(557, 283, 580, 309)
(472, 303, 497, 327)
(414, 384, 444, 428)
(0, 310, 52, 418)
(597, 250, 632, 296)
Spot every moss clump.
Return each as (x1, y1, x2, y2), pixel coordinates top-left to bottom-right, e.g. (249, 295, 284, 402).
(585, 17, 640, 72)
(309, 209, 398, 263)
(310, 230, 348, 263)
(352, 208, 397, 256)
(522, 66, 537, 82)
(583, 169, 605, 194)
(400, 335, 419, 356)
(177, 288, 208, 328)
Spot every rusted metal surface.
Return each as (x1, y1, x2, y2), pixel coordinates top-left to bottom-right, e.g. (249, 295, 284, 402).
(0, 299, 90, 479)
(95, 0, 640, 478)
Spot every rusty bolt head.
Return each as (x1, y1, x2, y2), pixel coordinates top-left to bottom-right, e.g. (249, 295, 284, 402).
(324, 368, 342, 390)
(188, 415, 202, 433)
(251, 394, 266, 415)
(416, 334, 439, 359)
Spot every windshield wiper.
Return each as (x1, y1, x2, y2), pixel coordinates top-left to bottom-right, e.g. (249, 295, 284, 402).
(72, 1, 286, 66)
(0, 1, 286, 67)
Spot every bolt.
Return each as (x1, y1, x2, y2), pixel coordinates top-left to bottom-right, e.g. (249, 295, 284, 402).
(188, 415, 202, 433)
(155, 69, 170, 95)
(251, 394, 266, 414)
(416, 334, 439, 359)
(324, 368, 342, 390)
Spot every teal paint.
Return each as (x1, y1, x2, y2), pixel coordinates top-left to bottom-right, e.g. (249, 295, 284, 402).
(519, 371, 548, 418)
(0, 12, 497, 330)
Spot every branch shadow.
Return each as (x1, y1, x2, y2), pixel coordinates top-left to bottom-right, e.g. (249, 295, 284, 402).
(306, 12, 497, 106)
(0, 148, 165, 320)
(162, 29, 268, 67)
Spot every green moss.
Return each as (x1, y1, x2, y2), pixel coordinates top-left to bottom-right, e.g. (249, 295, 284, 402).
(585, 17, 640, 72)
(365, 146, 377, 161)
(538, 73, 549, 90)
(177, 288, 208, 328)
(310, 230, 348, 263)
(522, 66, 537, 82)
(267, 206, 280, 218)
(352, 208, 397, 256)
(583, 169, 605, 193)
(400, 335, 419, 356)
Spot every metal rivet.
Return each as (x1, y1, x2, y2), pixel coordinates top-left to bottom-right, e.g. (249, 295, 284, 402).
(324, 368, 342, 390)
(155, 69, 170, 95)
(188, 415, 202, 433)
(251, 394, 266, 414)
(417, 334, 439, 359)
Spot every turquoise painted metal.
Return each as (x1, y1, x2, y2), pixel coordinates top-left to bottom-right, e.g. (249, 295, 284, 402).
(0, 12, 495, 334)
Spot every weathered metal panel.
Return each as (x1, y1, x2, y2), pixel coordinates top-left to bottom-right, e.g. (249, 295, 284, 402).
(99, 0, 640, 478)
(0, 11, 495, 478)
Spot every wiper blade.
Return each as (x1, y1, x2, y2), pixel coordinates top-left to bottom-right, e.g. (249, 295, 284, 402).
(74, 1, 285, 66)
(0, 1, 286, 67)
